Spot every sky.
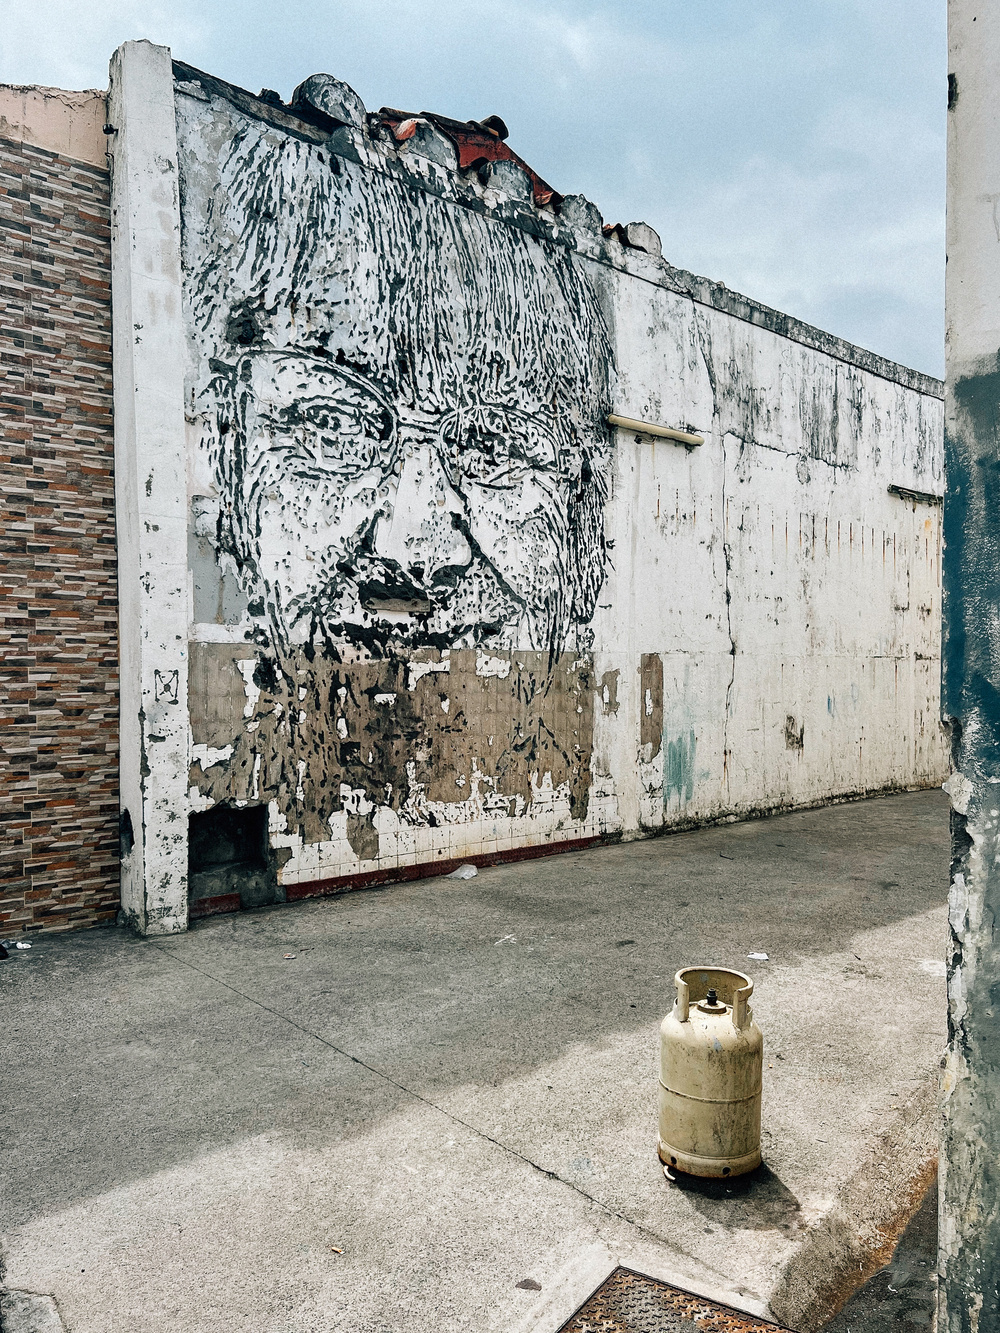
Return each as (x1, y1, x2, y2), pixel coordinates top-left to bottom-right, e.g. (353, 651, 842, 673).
(2, 0, 947, 377)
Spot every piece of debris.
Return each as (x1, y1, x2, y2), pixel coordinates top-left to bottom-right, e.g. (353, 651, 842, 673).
(516, 1278, 542, 1291)
(446, 863, 477, 880)
(0, 943, 8, 959)
(282, 953, 297, 960)
(747, 952, 769, 961)
(330, 1246, 343, 1254)
(15, 941, 31, 950)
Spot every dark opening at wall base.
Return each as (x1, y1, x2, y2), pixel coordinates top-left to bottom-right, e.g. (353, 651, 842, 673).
(187, 829, 616, 920)
(188, 805, 284, 915)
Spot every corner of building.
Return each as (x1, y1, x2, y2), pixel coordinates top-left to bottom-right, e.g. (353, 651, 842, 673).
(107, 40, 190, 936)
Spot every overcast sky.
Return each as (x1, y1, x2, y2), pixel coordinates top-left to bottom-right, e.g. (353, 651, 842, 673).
(2, 0, 946, 377)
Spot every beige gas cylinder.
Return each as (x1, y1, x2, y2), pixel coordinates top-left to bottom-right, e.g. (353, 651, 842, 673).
(658, 966, 763, 1178)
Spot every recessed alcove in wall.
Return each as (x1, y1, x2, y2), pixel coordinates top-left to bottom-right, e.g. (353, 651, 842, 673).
(188, 805, 284, 912)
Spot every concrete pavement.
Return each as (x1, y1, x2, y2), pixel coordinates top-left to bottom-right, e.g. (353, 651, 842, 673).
(0, 790, 948, 1332)
(823, 1175, 937, 1332)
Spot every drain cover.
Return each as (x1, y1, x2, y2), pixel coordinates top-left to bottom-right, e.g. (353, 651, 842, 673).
(557, 1267, 793, 1333)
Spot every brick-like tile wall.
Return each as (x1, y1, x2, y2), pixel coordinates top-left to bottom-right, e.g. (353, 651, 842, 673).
(0, 135, 118, 934)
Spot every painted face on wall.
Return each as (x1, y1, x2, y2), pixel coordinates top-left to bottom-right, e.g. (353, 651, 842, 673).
(229, 348, 589, 653)
(186, 119, 614, 659)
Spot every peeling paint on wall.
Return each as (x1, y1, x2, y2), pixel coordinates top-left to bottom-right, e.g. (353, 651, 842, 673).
(600, 669, 620, 716)
(938, 7, 1000, 1320)
(639, 654, 664, 760)
(784, 716, 805, 752)
(101, 52, 950, 918)
(188, 643, 594, 896)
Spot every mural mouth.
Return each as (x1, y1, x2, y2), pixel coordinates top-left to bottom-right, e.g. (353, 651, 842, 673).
(360, 594, 432, 615)
(357, 573, 433, 617)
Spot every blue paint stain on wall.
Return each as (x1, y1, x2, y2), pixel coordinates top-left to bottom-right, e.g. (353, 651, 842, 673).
(664, 728, 697, 805)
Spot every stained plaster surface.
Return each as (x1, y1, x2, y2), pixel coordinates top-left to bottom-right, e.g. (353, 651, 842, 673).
(940, 3, 1000, 1327)
(0, 85, 106, 168)
(148, 55, 951, 928)
(0, 790, 947, 1333)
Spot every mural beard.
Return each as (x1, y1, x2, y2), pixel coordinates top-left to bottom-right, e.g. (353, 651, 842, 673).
(183, 113, 615, 664)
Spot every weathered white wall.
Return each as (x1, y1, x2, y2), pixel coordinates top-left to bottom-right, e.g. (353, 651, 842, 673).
(596, 278, 944, 834)
(108, 42, 189, 934)
(110, 50, 947, 927)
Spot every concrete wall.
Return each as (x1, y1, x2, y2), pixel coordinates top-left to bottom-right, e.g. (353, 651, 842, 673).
(0, 84, 107, 171)
(940, 3, 1000, 1327)
(597, 278, 944, 835)
(0, 85, 119, 933)
(107, 43, 189, 936)
(108, 44, 948, 929)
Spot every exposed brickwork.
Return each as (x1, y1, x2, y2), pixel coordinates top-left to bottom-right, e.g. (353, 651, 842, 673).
(0, 134, 118, 934)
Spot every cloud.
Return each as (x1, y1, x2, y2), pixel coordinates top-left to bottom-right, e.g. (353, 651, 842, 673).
(1, 0, 945, 374)
(0, 0, 209, 88)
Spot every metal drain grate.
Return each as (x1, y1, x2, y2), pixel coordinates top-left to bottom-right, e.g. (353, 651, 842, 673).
(557, 1267, 794, 1333)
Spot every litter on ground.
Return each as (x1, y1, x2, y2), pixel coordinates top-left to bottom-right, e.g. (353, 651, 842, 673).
(446, 864, 477, 880)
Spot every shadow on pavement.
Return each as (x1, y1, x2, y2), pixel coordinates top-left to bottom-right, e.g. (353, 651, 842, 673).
(664, 1162, 804, 1233)
(1, 789, 948, 1235)
(822, 1175, 937, 1332)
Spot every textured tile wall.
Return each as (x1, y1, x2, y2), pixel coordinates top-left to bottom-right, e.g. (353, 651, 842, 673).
(0, 135, 118, 934)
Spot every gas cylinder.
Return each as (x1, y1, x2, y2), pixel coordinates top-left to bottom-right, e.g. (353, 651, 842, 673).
(658, 966, 763, 1178)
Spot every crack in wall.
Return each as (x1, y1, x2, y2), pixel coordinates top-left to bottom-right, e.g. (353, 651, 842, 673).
(696, 314, 736, 791)
(720, 431, 738, 791)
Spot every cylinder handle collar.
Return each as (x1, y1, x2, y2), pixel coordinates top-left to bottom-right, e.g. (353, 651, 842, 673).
(674, 966, 754, 1031)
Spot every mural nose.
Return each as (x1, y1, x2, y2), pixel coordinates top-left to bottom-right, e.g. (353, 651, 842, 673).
(372, 442, 473, 583)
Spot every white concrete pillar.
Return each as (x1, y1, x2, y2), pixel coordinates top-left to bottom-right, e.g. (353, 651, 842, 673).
(108, 41, 189, 934)
(942, 3, 1000, 1326)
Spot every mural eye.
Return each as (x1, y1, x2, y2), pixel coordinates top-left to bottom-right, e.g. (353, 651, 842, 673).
(440, 412, 556, 487)
(474, 430, 507, 463)
(302, 403, 341, 431)
(375, 407, 394, 442)
(288, 398, 395, 472)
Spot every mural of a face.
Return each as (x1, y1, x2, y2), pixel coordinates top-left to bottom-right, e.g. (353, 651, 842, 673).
(185, 119, 614, 660)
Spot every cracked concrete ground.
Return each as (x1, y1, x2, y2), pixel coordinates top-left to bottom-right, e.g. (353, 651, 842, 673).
(0, 790, 947, 1333)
